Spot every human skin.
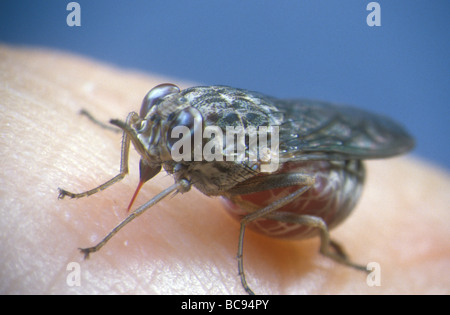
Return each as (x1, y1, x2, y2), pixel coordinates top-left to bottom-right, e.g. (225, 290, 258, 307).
(1, 45, 449, 294)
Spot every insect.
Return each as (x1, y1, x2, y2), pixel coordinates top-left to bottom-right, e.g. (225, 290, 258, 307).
(58, 84, 414, 294)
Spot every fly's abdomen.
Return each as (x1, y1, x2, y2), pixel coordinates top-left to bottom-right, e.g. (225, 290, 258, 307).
(223, 160, 365, 239)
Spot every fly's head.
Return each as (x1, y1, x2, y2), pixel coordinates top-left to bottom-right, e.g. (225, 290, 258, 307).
(115, 83, 216, 195)
(111, 83, 192, 188)
(133, 83, 196, 163)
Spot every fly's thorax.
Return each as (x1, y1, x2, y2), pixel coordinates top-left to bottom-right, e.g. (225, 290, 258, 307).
(178, 86, 285, 128)
(163, 160, 259, 196)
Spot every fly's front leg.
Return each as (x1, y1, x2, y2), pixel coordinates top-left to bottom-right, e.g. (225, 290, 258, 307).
(79, 109, 121, 134)
(57, 112, 137, 200)
(57, 130, 130, 199)
(228, 173, 315, 295)
(79, 179, 191, 259)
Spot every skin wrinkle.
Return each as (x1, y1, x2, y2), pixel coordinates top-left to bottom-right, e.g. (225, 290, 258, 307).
(1, 45, 449, 294)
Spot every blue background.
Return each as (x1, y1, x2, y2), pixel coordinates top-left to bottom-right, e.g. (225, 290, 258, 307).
(1, 0, 449, 169)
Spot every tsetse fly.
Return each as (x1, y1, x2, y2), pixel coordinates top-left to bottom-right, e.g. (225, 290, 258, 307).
(58, 84, 414, 294)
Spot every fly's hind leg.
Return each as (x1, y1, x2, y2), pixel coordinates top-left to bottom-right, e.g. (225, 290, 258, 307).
(266, 211, 368, 272)
(228, 172, 316, 295)
(229, 172, 367, 294)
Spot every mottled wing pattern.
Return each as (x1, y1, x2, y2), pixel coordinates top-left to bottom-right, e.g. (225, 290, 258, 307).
(275, 99, 415, 161)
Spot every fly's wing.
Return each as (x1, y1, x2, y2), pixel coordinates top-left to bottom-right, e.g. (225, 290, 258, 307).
(275, 99, 415, 161)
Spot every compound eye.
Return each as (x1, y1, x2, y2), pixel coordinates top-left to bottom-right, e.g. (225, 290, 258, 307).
(167, 107, 203, 151)
(140, 83, 180, 118)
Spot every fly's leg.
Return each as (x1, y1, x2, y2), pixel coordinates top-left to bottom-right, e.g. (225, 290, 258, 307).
(58, 112, 138, 199)
(79, 109, 121, 133)
(230, 172, 367, 294)
(265, 212, 368, 272)
(57, 129, 130, 199)
(231, 173, 316, 295)
(58, 110, 180, 258)
(79, 179, 191, 258)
